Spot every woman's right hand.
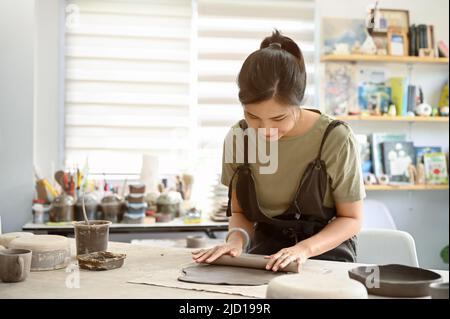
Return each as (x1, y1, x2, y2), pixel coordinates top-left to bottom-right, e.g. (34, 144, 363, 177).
(191, 241, 243, 264)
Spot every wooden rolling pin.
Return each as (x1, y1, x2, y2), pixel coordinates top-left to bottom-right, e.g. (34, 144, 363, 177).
(210, 253, 299, 273)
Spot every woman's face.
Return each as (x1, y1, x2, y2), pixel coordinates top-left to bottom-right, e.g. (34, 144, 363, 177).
(243, 97, 297, 141)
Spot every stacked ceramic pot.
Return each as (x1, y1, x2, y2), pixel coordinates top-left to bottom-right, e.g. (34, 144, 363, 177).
(155, 191, 182, 223)
(74, 192, 99, 221)
(99, 194, 124, 223)
(49, 193, 75, 222)
(209, 175, 229, 222)
(123, 184, 147, 224)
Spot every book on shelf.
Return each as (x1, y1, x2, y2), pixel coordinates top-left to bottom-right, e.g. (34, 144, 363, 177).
(415, 146, 443, 164)
(438, 41, 449, 58)
(382, 141, 416, 184)
(358, 68, 391, 115)
(424, 152, 449, 185)
(409, 24, 417, 56)
(418, 24, 428, 51)
(324, 63, 357, 116)
(370, 133, 407, 178)
(355, 134, 372, 175)
(390, 77, 410, 116)
(409, 24, 437, 57)
(358, 85, 391, 115)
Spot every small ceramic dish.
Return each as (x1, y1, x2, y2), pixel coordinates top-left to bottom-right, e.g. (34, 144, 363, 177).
(77, 251, 126, 271)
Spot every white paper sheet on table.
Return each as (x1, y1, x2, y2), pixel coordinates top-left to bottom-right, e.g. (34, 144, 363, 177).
(127, 266, 267, 298)
(127, 262, 335, 299)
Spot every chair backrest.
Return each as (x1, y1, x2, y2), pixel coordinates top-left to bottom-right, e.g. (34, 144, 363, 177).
(362, 199, 397, 230)
(357, 229, 419, 267)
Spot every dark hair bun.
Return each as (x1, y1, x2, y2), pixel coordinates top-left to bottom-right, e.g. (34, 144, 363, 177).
(260, 29, 303, 65)
(237, 29, 307, 106)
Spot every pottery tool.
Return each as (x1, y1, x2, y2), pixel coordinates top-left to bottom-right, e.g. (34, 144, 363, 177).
(210, 253, 299, 273)
(42, 179, 58, 198)
(181, 174, 194, 200)
(8, 235, 70, 271)
(64, 172, 69, 192)
(120, 179, 128, 198)
(54, 170, 65, 191)
(33, 166, 53, 202)
(79, 171, 91, 226)
(81, 193, 90, 226)
(103, 173, 109, 192)
(35, 179, 50, 203)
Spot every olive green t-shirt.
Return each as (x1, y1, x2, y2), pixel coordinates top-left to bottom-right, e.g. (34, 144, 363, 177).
(220, 111, 366, 217)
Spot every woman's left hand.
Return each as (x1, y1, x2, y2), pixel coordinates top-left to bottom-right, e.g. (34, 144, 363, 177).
(264, 243, 310, 272)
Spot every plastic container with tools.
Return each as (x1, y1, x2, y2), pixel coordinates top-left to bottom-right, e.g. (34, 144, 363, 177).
(73, 220, 112, 255)
(32, 199, 50, 224)
(156, 191, 182, 221)
(49, 193, 75, 222)
(74, 193, 99, 221)
(99, 194, 124, 223)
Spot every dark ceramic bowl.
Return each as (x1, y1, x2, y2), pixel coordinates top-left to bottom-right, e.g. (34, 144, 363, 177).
(429, 282, 449, 299)
(348, 264, 442, 298)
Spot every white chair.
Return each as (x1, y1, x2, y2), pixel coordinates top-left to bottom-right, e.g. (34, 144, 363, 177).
(362, 199, 397, 230)
(357, 229, 419, 267)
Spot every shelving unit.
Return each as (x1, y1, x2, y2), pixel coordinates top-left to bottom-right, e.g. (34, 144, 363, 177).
(365, 184, 449, 191)
(335, 115, 449, 122)
(321, 53, 449, 193)
(321, 54, 449, 64)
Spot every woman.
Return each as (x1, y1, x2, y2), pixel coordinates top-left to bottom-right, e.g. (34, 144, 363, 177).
(192, 30, 365, 272)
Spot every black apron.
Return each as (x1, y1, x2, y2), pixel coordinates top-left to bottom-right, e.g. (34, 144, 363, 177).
(226, 115, 357, 262)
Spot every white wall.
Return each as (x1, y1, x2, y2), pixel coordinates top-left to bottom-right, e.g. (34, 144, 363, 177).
(0, 0, 35, 233)
(316, 0, 449, 269)
(34, 0, 64, 181)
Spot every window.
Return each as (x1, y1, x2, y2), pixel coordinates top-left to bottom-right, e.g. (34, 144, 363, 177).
(64, 0, 194, 178)
(63, 0, 316, 203)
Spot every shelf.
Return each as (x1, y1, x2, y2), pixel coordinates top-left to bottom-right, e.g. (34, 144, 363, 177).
(365, 184, 449, 191)
(335, 115, 449, 123)
(321, 54, 449, 64)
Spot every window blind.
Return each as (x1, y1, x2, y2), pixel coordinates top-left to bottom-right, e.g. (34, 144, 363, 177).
(64, 0, 194, 176)
(195, 0, 317, 201)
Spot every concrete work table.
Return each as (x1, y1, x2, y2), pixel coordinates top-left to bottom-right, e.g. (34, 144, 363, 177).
(0, 240, 448, 299)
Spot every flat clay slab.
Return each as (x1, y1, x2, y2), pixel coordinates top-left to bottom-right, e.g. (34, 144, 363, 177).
(348, 264, 442, 297)
(77, 251, 126, 271)
(178, 264, 284, 286)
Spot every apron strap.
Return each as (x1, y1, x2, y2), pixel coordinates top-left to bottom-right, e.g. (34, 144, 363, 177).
(238, 120, 249, 165)
(316, 120, 346, 161)
(226, 168, 240, 217)
(226, 119, 250, 217)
